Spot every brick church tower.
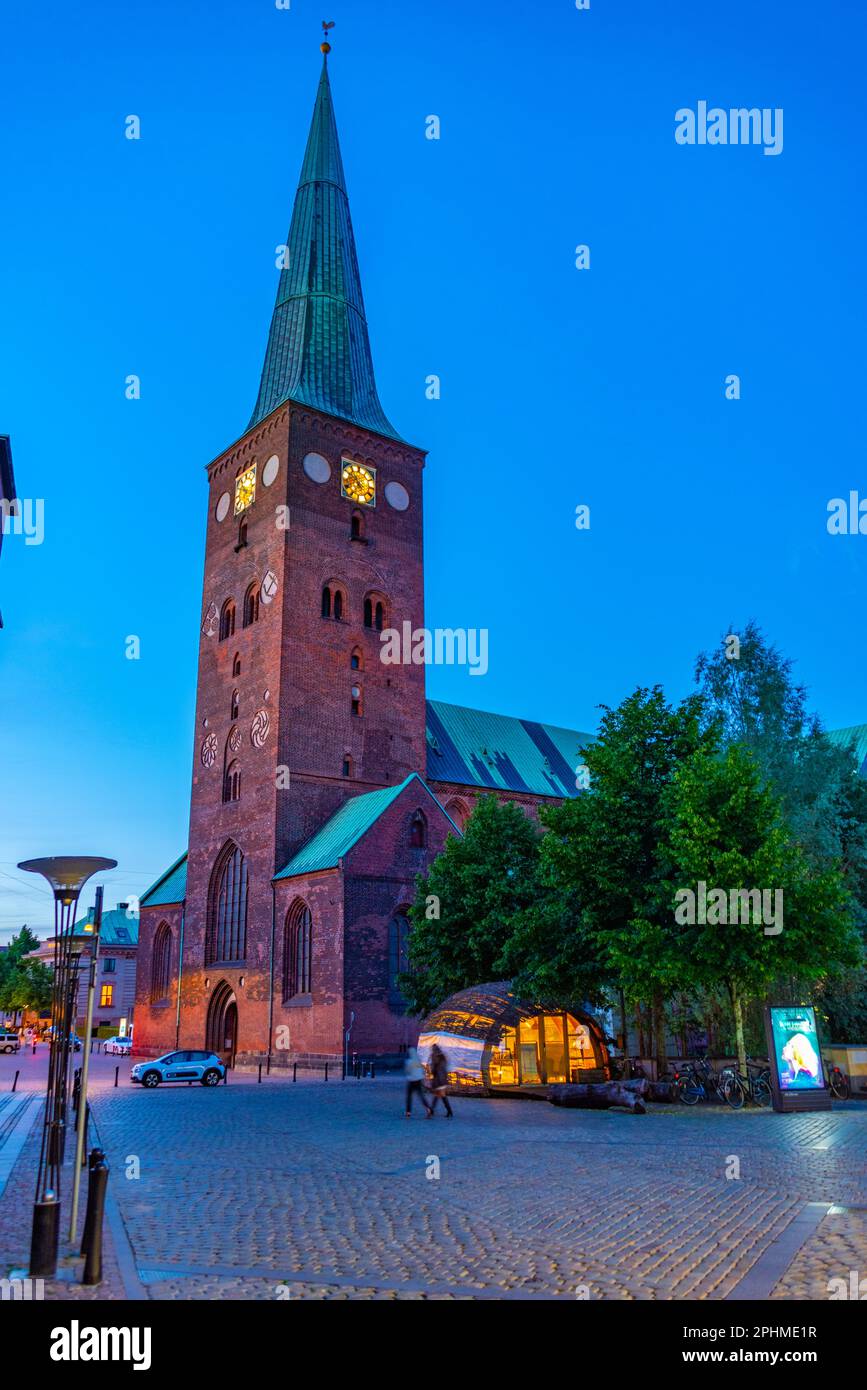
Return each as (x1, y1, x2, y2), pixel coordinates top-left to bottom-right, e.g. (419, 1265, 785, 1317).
(134, 52, 458, 1067)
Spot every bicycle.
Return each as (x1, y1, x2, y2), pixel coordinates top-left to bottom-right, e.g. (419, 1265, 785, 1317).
(718, 1058, 771, 1109)
(675, 1056, 744, 1109)
(823, 1058, 850, 1100)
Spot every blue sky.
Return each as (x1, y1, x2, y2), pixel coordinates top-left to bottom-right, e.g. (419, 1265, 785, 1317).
(1, 0, 865, 935)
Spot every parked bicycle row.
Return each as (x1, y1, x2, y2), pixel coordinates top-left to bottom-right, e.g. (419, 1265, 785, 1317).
(611, 1053, 851, 1106)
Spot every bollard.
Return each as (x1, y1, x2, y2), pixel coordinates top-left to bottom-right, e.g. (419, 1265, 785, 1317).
(12, 1069, 19, 1093)
(32, 1041, 36, 1055)
(82, 1161, 109, 1285)
(324, 1062, 328, 1082)
(30, 1196, 60, 1279)
(114, 1065, 119, 1088)
(293, 1062, 297, 1083)
(80, 1148, 106, 1255)
(80, 1104, 89, 1166)
(371, 1063, 376, 1080)
(258, 1063, 262, 1084)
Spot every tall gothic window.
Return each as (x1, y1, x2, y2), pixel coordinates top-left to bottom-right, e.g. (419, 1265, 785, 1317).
(206, 843, 248, 964)
(283, 901, 312, 1000)
(150, 922, 172, 1003)
(223, 759, 241, 804)
(409, 810, 427, 848)
(363, 593, 387, 631)
(219, 599, 236, 642)
(243, 582, 260, 628)
(388, 912, 411, 1009)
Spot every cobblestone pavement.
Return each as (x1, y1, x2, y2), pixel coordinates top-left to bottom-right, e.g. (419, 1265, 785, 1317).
(74, 1078, 867, 1301)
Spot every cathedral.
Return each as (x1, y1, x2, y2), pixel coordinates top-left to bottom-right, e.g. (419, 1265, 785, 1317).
(133, 51, 593, 1067)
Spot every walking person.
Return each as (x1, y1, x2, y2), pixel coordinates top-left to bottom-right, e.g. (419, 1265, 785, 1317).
(404, 1047, 430, 1117)
(426, 1043, 453, 1118)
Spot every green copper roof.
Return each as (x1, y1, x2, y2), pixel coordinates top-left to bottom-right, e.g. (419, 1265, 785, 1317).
(425, 700, 593, 799)
(73, 904, 139, 947)
(248, 59, 402, 442)
(140, 853, 188, 909)
(275, 773, 455, 880)
(826, 724, 867, 775)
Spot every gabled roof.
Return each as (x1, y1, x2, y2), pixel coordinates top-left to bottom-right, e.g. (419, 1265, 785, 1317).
(425, 700, 591, 799)
(826, 724, 867, 776)
(140, 853, 188, 909)
(73, 904, 139, 947)
(247, 58, 403, 443)
(275, 773, 455, 880)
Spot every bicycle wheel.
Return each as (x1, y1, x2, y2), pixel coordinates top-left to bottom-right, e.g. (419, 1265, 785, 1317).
(831, 1071, 850, 1101)
(753, 1077, 772, 1107)
(677, 1075, 702, 1106)
(723, 1075, 745, 1109)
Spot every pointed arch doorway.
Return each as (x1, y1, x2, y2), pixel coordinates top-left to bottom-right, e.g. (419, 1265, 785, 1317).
(206, 980, 238, 1068)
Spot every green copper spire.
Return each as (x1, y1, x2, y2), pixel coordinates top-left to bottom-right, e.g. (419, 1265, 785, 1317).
(248, 57, 402, 441)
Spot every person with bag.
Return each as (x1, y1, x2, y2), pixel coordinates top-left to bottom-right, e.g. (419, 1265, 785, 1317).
(426, 1042, 454, 1118)
(404, 1046, 431, 1117)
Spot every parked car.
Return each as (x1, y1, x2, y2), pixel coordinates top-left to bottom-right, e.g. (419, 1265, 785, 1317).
(0, 1030, 21, 1054)
(103, 1035, 132, 1056)
(130, 1050, 226, 1088)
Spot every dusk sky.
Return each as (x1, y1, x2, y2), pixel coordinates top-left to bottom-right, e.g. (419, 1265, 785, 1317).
(2, 0, 865, 936)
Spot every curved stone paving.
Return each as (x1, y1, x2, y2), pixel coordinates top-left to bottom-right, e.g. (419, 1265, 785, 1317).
(87, 1080, 867, 1300)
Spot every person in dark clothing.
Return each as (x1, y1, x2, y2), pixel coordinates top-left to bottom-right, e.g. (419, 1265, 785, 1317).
(426, 1043, 454, 1117)
(404, 1047, 430, 1116)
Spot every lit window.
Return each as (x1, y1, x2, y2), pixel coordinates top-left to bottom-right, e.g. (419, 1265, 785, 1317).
(340, 460, 376, 506)
(234, 464, 257, 515)
(100, 984, 114, 1008)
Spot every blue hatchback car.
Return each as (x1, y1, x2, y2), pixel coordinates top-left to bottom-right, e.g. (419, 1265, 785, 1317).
(131, 1050, 226, 1088)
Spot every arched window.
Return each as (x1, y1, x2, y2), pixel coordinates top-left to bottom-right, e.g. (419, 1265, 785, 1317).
(230, 689, 239, 720)
(283, 901, 312, 1000)
(236, 518, 248, 552)
(350, 511, 363, 541)
(409, 810, 427, 848)
(243, 582, 260, 628)
(223, 759, 241, 804)
(232, 653, 241, 677)
(350, 646, 363, 671)
(363, 592, 388, 631)
(351, 684, 362, 718)
(219, 600, 236, 642)
(445, 798, 469, 832)
(388, 912, 411, 1008)
(321, 586, 332, 618)
(150, 922, 172, 1004)
(333, 589, 343, 620)
(206, 843, 248, 965)
(342, 755, 353, 778)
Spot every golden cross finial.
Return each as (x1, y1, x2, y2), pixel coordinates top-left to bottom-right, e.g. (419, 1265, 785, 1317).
(321, 20, 335, 55)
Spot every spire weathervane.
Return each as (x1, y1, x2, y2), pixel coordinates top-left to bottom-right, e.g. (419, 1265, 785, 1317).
(321, 20, 335, 55)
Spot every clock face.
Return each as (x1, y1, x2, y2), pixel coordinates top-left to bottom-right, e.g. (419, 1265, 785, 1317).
(341, 461, 376, 507)
(234, 464, 257, 516)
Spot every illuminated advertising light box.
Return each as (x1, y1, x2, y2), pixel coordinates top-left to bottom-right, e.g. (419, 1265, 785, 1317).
(763, 1004, 831, 1114)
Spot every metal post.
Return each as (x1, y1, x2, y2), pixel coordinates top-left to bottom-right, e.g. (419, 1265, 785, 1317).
(82, 1160, 109, 1285)
(114, 1066, 119, 1088)
(80, 1147, 106, 1255)
(258, 1063, 262, 1084)
(293, 1062, 297, 1082)
(324, 1062, 328, 1082)
(69, 887, 102, 1242)
(12, 1069, 19, 1093)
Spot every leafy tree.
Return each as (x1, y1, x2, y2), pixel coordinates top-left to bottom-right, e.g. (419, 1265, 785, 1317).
(401, 794, 542, 1015)
(666, 743, 861, 1071)
(513, 687, 717, 1073)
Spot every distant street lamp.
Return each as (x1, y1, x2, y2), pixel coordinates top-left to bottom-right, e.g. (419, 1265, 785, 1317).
(17, 856, 116, 1278)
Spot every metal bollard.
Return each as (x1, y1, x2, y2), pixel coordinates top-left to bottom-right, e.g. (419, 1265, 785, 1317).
(258, 1063, 262, 1084)
(324, 1062, 328, 1082)
(293, 1062, 297, 1083)
(12, 1069, 19, 1093)
(80, 1103, 90, 1166)
(114, 1065, 119, 1088)
(80, 1148, 107, 1255)
(82, 1161, 109, 1285)
(371, 1063, 376, 1080)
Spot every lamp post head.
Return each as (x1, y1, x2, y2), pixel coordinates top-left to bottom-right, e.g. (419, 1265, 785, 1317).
(17, 857, 117, 905)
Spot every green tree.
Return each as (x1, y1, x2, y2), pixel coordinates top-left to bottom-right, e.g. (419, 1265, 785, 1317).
(667, 744, 861, 1071)
(401, 794, 542, 1015)
(513, 687, 717, 1073)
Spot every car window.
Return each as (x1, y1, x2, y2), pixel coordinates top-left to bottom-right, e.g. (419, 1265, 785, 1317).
(161, 1052, 180, 1065)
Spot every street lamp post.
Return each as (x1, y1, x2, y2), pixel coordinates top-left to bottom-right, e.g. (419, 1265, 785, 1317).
(18, 856, 116, 1278)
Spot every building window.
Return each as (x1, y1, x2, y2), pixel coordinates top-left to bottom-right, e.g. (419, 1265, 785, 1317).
(100, 984, 114, 1008)
(351, 685, 362, 718)
(322, 586, 331, 618)
(219, 600, 236, 642)
(231, 689, 239, 720)
(236, 518, 248, 551)
(350, 646, 363, 671)
(102, 957, 117, 974)
(409, 810, 427, 848)
(363, 597, 372, 628)
(283, 901, 312, 1000)
(388, 912, 411, 1009)
(333, 589, 343, 620)
(232, 653, 241, 677)
(206, 843, 248, 964)
(150, 924, 172, 1004)
(243, 582, 260, 628)
(342, 755, 352, 778)
(223, 759, 241, 804)
(350, 511, 364, 541)
(363, 593, 387, 631)
(444, 798, 469, 832)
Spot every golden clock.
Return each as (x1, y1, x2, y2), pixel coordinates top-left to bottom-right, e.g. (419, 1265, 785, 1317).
(234, 464, 257, 515)
(341, 461, 376, 507)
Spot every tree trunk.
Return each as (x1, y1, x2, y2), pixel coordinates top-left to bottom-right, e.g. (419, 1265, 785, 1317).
(730, 983, 747, 1074)
(652, 988, 667, 1079)
(618, 988, 628, 1052)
